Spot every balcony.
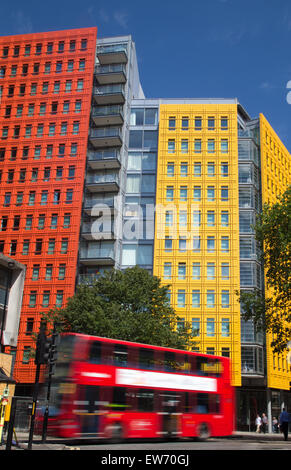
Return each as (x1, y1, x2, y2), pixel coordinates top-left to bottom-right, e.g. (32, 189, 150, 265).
(81, 221, 115, 241)
(91, 106, 124, 127)
(95, 64, 126, 85)
(97, 44, 128, 65)
(93, 85, 125, 105)
(79, 242, 115, 265)
(86, 172, 120, 193)
(87, 149, 121, 170)
(89, 127, 122, 148)
(78, 273, 100, 285)
(83, 196, 117, 216)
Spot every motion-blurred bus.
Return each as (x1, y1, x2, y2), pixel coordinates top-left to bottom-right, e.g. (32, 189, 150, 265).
(42, 333, 235, 441)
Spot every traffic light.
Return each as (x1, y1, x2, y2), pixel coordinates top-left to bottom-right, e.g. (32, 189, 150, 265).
(35, 332, 52, 365)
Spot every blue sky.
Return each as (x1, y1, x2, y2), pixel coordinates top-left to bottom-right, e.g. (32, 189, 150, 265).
(1, 0, 291, 151)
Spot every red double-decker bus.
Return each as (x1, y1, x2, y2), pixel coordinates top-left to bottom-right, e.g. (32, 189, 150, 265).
(44, 333, 235, 441)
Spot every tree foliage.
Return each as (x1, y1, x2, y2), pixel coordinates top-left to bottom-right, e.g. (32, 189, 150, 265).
(238, 186, 291, 353)
(43, 266, 192, 350)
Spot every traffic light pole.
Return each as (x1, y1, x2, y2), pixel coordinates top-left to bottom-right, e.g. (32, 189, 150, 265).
(27, 360, 41, 450)
(41, 323, 58, 443)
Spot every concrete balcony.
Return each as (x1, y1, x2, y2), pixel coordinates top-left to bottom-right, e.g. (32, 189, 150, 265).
(87, 149, 121, 170)
(97, 45, 128, 65)
(85, 172, 120, 193)
(83, 196, 117, 216)
(93, 85, 125, 105)
(95, 64, 126, 85)
(81, 222, 115, 241)
(89, 127, 122, 148)
(79, 242, 115, 266)
(91, 106, 124, 127)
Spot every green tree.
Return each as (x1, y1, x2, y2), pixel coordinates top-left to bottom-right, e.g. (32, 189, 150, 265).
(238, 185, 291, 353)
(43, 266, 192, 350)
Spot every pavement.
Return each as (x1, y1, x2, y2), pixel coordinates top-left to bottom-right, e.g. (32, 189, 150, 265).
(1, 430, 289, 451)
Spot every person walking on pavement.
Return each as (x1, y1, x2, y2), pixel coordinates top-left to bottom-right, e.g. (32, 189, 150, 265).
(255, 414, 262, 433)
(261, 413, 268, 433)
(279, 408, 290, 441)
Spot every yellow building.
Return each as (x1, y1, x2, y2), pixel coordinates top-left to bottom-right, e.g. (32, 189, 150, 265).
(153, 102, 241, 386)
(259, 113, 291, 391)
(149, 99, 290, 428)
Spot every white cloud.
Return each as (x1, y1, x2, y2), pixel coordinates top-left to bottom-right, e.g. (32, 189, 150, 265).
(113, 11, 129, 30)
(12, 10, 33, 34)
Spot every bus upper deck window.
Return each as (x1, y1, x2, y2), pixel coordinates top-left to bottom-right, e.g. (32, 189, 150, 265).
(88, 340, 101, 364)
(114, 344, 128, 366)
(139, 348, 154, 370)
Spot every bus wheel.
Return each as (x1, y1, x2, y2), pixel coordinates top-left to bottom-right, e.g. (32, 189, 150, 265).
(110, 423, 124, 444)
(196, 423, 210, 441)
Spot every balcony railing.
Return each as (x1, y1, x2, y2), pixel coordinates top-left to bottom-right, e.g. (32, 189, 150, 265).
(93, 85, 125, 105)
(89, 126, 123, 148)
(79, 242, 115, 265)
(91, 105, 124, 126)
(95, 64, 126, 84)
(97, 44, 128, 65)
(86, 172, 120, 193)
(81, 221, 115, 240)
(87, 149, 121, 170)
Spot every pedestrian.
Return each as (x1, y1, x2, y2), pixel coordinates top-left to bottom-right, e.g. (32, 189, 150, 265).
(272, 417, 278, 433)
(279, 408, 290, 441)
(255, 414, 262, 433)
(261, 413, 268, 433)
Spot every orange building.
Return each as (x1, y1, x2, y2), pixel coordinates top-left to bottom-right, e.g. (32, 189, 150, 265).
(0, 28, 97, 391)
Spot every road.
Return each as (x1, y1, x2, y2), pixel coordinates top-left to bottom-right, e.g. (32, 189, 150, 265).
(64, 436, 290, 451)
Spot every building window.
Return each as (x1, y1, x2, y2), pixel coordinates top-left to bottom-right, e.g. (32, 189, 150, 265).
(206, 290, 215, 308)
(164, 236, 172, 252)
(193, 236, 201, 252)
(192, 262, 200, 280)
(221, 236, 229, 253)
(192, 290, 200, 308)
(195, 117, 202, 130)
(168, 117, 175, 130)
(221, 290, 230, 308)
(207, 236, 215, 253)
(221, 186, 229, 201)
(177, 290, 186, 308)
(166, 186, 174, 202)
(206, 318, 215, 337)
(221, 262, 230, 280)
(207, 262, 215, 280)
(168, 139, 175, 153)
(42, 291, 50, 307)
(166, 162, 174, 177)
(221, 139, 229, 153)
(221, 117, 228, 130)
(178, 262, 186, 280)
(221, 318, 230, 337)
(194, 162, 201, 177)
(45, 265, 53, 281)
(207, 211, 215, 226)
(22, 347, 31, 364)
(164, 262, 172, 279)
(207, 139, 215, 153)
(56, 290, 64, 307)
(207, 162, 215, 177)
(181, 139, 188, 153)
(194, 139, 201, 153)
(192, 318, 200, 336)
(208, 117, 215, 130)
(29, 291, 37, 308)
(221, 211, 229, 227)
